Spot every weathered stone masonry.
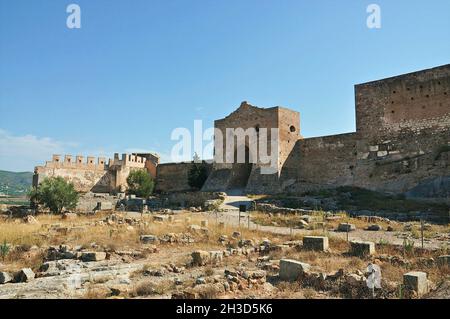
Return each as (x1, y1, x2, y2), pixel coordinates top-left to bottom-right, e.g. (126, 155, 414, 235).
(33, 65, 450, 197)
(201, 64, 450, 196)
(33, 153, 159, 194)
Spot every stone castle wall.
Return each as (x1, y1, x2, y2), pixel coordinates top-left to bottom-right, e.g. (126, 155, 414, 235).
(33, 153, 152, 194)
(280, 132, 358, 193)
(280, 64, 450, 196)
(155, 162, 213, 193)
(202, 64, 450, 197)
(33, 65, 450, 197)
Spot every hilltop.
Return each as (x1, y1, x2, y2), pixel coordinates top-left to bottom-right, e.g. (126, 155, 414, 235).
(0, 170, 33, 196)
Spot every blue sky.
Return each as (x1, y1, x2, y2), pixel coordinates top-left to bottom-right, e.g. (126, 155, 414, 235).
(0, 0, 449, 171)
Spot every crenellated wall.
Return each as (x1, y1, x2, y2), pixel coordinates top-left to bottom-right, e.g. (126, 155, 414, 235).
(32, 65, 450, 198)
(33, 153, 149, 193)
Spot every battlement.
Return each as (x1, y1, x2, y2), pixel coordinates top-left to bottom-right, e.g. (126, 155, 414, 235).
(110, 153, 147, 168)
(44, 154, 108, 170)
(41, 153, 148, 171)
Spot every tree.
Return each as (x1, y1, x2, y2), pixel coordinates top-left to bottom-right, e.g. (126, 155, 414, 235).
(188, 161, 208, 190)
(29, 177, 79, 214)
(126, 170, 154, 198)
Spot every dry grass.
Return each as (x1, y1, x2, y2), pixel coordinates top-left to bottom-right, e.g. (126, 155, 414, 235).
(83, 285, 111, 299)
(131, 279, 174, 297)
(204, 266, 214, 276)
(1, 209, 449, 299)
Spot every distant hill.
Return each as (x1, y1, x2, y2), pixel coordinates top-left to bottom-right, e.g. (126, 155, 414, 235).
(0, 170, 33, 196)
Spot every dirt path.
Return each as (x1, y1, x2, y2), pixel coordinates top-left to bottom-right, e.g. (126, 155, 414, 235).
(219, 193, 253, 211)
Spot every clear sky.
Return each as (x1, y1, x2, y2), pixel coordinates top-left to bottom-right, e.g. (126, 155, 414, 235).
(0, 0, 449, 171)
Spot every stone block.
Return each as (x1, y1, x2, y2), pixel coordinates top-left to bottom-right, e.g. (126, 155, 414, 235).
(154, 215, 168, 222)
(403, 271, 428, 296)
(302, 236, 329, 252)
(15, 268, 35, 282)
(367, 224, 382, 231)
(271, 244, 291, 252)
(201, 220, 208, 227)
(209, 251, 224, 264)
(81, 251, 107, 262)
(191, 250, 210, 266)
(140, 235, 158, 244)
(0, 272, 13, 284)
(279, 259, 310, 281)
(337, 223, 356, 232)
(437, 255, 450, 267)
(98, 202, 113, 211)
(350, 241, 375, 256)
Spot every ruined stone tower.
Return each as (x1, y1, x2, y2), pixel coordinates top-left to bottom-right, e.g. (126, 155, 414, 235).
(202, 101, 301, 193)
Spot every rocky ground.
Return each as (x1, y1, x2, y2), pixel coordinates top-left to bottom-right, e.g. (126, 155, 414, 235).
(0, 202, 449, 299)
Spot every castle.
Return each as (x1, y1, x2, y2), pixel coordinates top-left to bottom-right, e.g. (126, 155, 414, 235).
(34, 64, 450, 198)
(33, 153, 159, 194)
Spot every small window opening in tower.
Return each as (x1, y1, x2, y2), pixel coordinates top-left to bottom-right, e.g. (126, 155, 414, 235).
(290, 125, 296, 133)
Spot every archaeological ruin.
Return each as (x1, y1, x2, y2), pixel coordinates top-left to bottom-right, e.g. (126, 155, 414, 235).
(34, 64, 450, 198)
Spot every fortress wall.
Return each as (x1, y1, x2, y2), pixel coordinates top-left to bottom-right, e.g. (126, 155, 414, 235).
(155, 163, 193, 193)
(355, 64, 450, 138)
(33, 165, 112, 193)
(44, 155, 107, 171)
(354, 128, 450, 194)
(156, 162, 213, 193)
(156, 162, 194, 193)
(353, 65, 450, 194)
(34, 153, 148, 194)
(281, 65, 450, 196)
(280, 133, 358, 193)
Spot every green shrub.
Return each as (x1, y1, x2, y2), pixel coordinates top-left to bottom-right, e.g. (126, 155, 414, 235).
(0, 240, 10, 261)
(126, 170, 154, 198)
(188, 161, 208, 190)
(29, 177, 79, 214)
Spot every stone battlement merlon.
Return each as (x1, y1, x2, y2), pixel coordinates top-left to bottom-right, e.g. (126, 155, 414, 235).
(109, 153, 147, 168)
(44, 153, 147, 170)
(44, 154, 108, 170)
